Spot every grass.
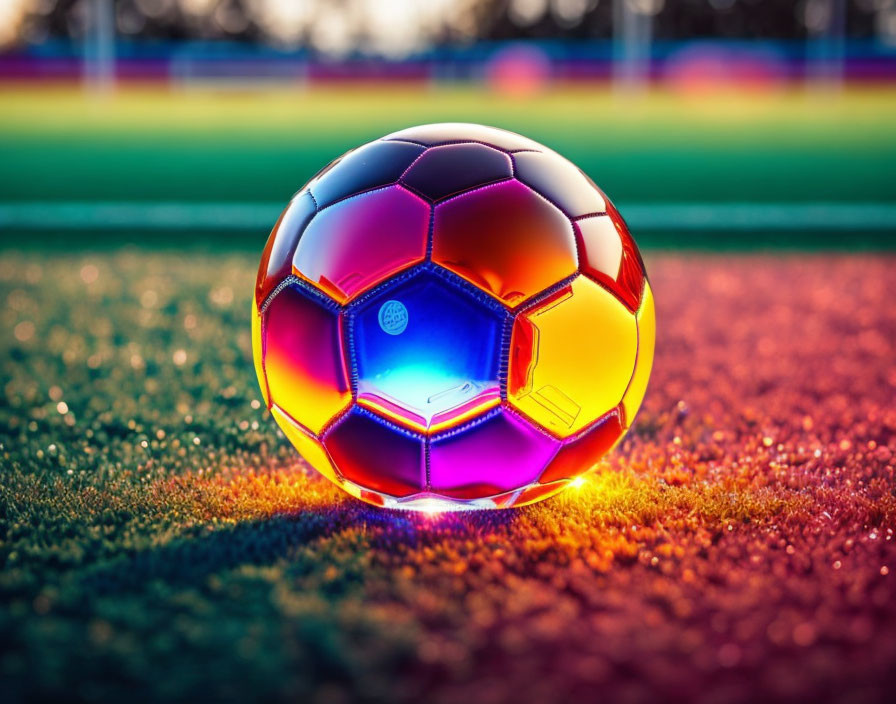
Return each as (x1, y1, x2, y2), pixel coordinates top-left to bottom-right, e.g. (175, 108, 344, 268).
(2, 250, 895, 702)
(1, 85, 894, 211)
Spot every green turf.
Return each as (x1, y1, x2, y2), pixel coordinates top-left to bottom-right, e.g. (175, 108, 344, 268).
(2, 251, 895, 703)
(1, 87, 894, 248)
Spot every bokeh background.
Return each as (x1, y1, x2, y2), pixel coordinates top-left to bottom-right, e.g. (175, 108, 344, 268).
(1, 0, 895, 247)
(2, 2, 895, 703)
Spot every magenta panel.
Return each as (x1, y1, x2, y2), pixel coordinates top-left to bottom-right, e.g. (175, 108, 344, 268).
(324, 409, 425, 498)
(429, 409, 560, 499)
(293, 185, 430, 303)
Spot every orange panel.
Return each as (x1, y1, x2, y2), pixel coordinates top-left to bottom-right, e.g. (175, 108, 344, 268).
(508, 276, 638, 438)
(622, 281, 656, 428)
(432, 179, 577, 307)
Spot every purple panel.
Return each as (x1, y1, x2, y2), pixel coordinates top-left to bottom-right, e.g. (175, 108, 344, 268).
(324, 409, 425, 498)
(309, 140, 425, 208)
(255, 190, 316, 306)
(429, 408, 560, 499)
(384, 123, 544, 152)
(513, 150, 606, 218)
(293, 185, 430, 303)
(401, 143, 512, 201)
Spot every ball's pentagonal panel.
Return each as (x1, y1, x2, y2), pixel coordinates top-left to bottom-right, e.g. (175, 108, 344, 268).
(508, 276, 638, 437)
(309, 140, 425, 208)
(621, 281, 656, 427)
(251, 302, 270, 407)
(293, 186, 429, 304)
(270, 405, 339, 486)
(432, 179, 577, 307)
(323, 409, 425, 497)
(577, 205, 646, 312)
(513, 150, 606, 218)
(255, 190, 316, 307)
(384, 122, 543, 151)
(262, 285, 351, 434)
(539, 409, 625, 484)
(401, 143, 512, 201)
(429, 409, 559, 499)
(351, 272, 504, 433)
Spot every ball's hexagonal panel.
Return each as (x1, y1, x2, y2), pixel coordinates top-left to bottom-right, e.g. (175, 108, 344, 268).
(270, 405, 339, 486)
(350, 272, 504, 434)
(513, 150, 606, 218)
(432, 179, 577, 307)
(255, 190, 316, 307)
(384, 122, 543, 151)
(293, 186, 430, 304)
(323, 409, 425, 498)
(428, 408, 559, 500)
(539, 409, 625, 484)
(308, 140, 425, 208)
(576, 205, 646, 312)
(262, 285, 351, 434)
(621, 281, 656, 427)
(508, 276, 638, 438)
(251, 302, 269, 407)
(401, 143, 512, 201)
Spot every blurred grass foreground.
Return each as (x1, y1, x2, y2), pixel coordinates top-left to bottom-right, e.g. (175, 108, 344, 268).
(1, 84, 895, 249)
(2, 251, 895, 702)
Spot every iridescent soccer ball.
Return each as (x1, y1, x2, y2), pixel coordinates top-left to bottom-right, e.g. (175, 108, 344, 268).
(252, 123, 654, 511)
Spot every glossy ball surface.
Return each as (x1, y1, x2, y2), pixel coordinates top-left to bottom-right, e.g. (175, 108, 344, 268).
(252, 123, 654, 511)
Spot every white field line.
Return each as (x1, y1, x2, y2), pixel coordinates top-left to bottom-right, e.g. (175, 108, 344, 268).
(0, 201, 894, 231)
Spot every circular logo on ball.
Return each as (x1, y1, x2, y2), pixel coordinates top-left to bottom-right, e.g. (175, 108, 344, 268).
(378, 300, 408, 335)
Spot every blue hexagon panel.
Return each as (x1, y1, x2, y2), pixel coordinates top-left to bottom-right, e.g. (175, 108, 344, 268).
(348, 271, 506, 433)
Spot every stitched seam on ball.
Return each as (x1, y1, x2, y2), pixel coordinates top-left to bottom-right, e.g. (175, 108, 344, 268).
(424, 206, 435, 261)
(498, 312, 514, 403)
(429, 405, 504, 443)
(515, 271, 579, 315)
(260, 275, 342, 314)
(424, 438, 432, 491)
(342, 308, 359, 400)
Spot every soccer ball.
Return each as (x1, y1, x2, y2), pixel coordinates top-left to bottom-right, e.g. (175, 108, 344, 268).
(252, 123, 654, 511)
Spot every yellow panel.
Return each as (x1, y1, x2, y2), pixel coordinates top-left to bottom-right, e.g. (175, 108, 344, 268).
(271, 405, 341, 486)
(622, 282, 656, 427)
(508, 276, 638, 438)
(251, 302, 270, 408)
